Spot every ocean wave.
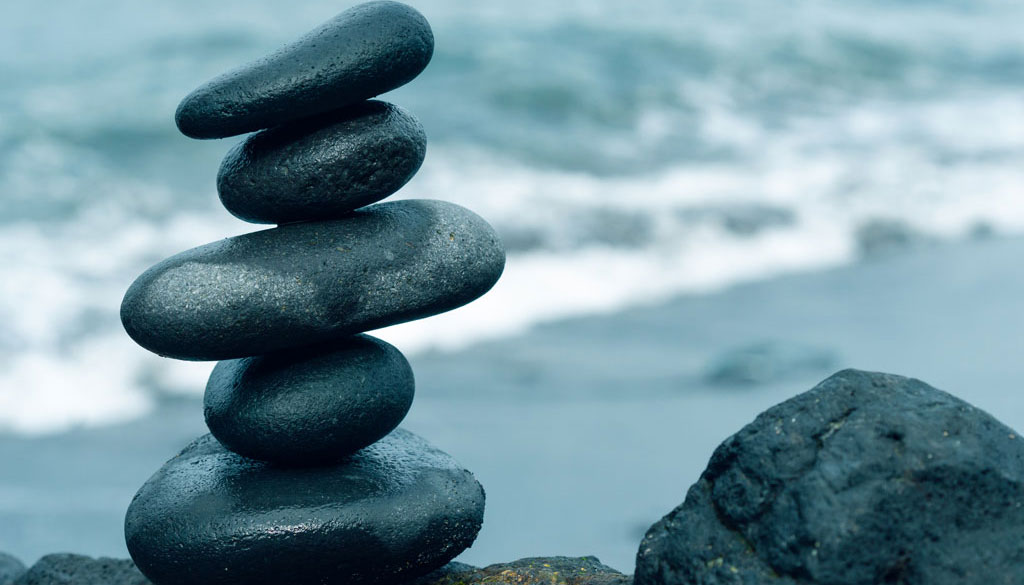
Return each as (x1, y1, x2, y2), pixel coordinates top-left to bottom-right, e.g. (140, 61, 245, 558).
(1, 0, 1024, 434)
(2, 122, 1023, 434)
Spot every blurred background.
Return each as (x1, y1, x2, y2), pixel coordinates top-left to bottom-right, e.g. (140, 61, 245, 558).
(1, 0, 1023, 573)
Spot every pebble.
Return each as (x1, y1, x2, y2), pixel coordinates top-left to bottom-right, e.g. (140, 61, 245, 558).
(217, 101, 426, 224)
(205, 334, 414, 465)
(635, 369, 1024, 585)
(121, 199, 505, 360)
(0, 553, 24, 585)
(175, 1, 433, 138)
(703, 340, 837, 387)
(413, 557, 631, 585)
(13, 554, 149, 585)
(125, 430, 485, 585)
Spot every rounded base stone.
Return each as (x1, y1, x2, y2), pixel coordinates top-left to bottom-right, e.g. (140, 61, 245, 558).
(204, 334, 415, 465)
(125, 430, 485, 585)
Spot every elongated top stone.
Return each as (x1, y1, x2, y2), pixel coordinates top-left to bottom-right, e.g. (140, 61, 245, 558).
(125, 430, 485, 585)
(121, 199, 504, 360)
(175, 1, 434, 139)
(218, 101, 427, 224)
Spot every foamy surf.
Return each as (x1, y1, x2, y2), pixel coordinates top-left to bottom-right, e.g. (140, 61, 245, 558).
(3, 139, 1023, 434)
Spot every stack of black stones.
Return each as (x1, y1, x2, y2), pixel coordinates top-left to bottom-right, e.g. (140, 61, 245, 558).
(118, 2, 505, 585)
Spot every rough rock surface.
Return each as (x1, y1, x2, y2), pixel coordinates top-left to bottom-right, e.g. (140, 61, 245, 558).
(636, 369, 1024, 585)
(205, 334, 415, 465)
(0, 553, 24, 585)
(415, 557, 631, 585)
(13, 554, 149, 585)
(125, 429, 485, 585)
(218, 100, 426, 224)
(175, 1, 433, 138)
(121, 199, 505, 360)
(6, 555, 627, 585)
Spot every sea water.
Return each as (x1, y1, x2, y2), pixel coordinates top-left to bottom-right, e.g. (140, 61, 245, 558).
(0, 0, 1022, 433)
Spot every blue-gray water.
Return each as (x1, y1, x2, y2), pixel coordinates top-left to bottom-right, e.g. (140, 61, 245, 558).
(1, 0, 1023, 572)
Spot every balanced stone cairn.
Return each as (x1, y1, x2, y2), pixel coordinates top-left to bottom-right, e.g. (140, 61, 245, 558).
(119, 3, 505, 584)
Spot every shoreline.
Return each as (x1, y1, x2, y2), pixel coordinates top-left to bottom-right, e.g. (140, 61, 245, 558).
(3, 235, 1024, 570)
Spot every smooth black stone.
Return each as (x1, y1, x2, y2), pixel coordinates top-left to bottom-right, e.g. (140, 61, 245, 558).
(121, 199, 505, 361)
(125, 430, 485, 585)
(13, 555, 149, 585)
(205, 334, 414, 465)
(635, 369, 1024, 585)
(175, 1, 433, 139)
(0, 553, 24, 585)
(218, 101, 426, 224)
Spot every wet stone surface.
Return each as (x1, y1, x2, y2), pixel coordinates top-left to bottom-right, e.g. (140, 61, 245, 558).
(125, 429, 485, 585)
(205, 334, 415, 465)
(175, 1, 433, 138)
(217, 101, 426, 224)
(121, 199, 505, 361)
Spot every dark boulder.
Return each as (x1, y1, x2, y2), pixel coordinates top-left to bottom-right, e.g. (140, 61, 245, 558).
(14, 554, 149, 585)
(121, 199, 505, 361)
(217, 101, 426, 224)
(175, 1, 433, 138)
(205, 334, 415, 465)
(636, 369, 1024, 585)
(125, 430, 485, 585)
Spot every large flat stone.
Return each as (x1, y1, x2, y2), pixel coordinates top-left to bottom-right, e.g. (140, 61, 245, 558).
(121, 199, 504, 360)
(175, 1, 433, 138)
(125, 430, 485, 585)
(217, 101, 426, 224)
(205, 334, 415, 465)
(635, 369, 1024, 585)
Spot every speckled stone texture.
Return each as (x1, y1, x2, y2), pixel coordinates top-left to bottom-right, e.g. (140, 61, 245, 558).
(125, 430, 485, 585)
(175, 1, 433, 138)
(217, 100, 426, 224)
(13, 554, 150, 585)
(120, 199, 505, 361)
(635, 369, 1024, 585)
(414, 557, 632, 585)
(0, 553, 24, 585)
(205, 334, 414, 465)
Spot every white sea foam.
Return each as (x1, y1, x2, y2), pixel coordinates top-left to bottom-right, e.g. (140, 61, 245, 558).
(379, 111, 1024, 352)
(3, 92, 1024, 435)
